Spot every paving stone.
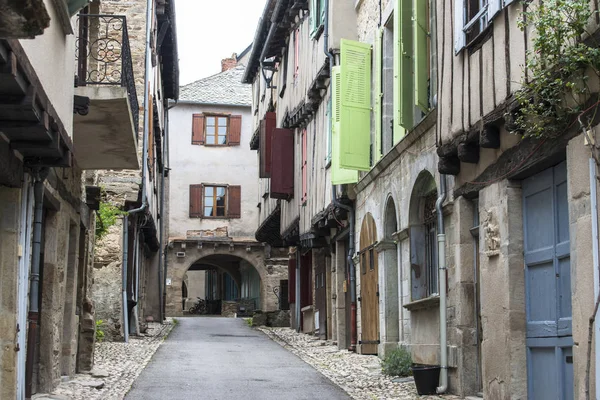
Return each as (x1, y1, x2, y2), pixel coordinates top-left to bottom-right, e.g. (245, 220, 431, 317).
(90, 369, 110, 378)
(257, 327, 462, 400)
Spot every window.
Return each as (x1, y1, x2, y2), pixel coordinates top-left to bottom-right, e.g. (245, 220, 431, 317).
(191, 114, 241, 146)
(422, 192, 438, 296)
(294, 29, 300, 83)
(189, 184, 241, 219)
(455, 0, 504, 52)
(309, 0, 325, 37)
(204, 185, 227, 217)
(301, 128, 308, 203)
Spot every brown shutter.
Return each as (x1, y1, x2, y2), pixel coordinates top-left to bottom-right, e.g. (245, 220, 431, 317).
(227, 185, 241, 218)
(259, 112, 276, 178)
(192, 114, 205, 145)
(270, 128, 294, 199)
(228, 115, 242, 146)
(288, 258, 296, 305)
(189, 184, 203, 218)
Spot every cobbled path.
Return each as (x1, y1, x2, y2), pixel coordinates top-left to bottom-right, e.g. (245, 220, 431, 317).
(257, 327, 462, 400)
(36, 320, 174, 400)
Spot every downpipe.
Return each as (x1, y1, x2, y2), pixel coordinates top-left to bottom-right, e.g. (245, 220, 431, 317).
(122, 215, 130, 343)
(25, 168, 48, 397)
(589, 156, 600, 400)
(324, 0, 357, 350)
(296, 250, 301, 332)
(436, 174, 448, 394)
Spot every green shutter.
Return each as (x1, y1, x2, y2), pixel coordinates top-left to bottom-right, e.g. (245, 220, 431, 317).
(68, 0, 90, 15)
(320, 0, 326, 26)
(326, 99, 332, 163)
(339, 39, 372, 171)
(310, 0, 318, 35)
(414, 0, 429, 112)
(374, 28, 383, 164)
(394, 0, 414, 143)
(331, 66, 359, 185)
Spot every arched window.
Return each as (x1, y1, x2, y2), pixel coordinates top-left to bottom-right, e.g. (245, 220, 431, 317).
(409, 171, 438, 300)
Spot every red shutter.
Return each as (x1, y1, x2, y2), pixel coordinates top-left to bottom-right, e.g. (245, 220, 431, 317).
(270, 128, 294, 199)
(227, 185, 241, 218)
(288, 257, 296, 304)
(189, 184, 203, 217)
(192, 114, 205, 145)
(259, 112, 276, 178)
(229, 115, 242, 146)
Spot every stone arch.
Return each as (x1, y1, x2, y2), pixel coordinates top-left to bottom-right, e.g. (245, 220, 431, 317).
(378, 195, 399, 355)
(408, 170, 438, 300)
(165, 243, 284, 317)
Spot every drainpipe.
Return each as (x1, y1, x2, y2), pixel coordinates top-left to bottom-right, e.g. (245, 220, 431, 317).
(25, 168, 49, 397)
(324, 0, 357, 351)
(589, 156, 600, 400)
(122, 215, 130, 343)
(436, 174, 448, 394)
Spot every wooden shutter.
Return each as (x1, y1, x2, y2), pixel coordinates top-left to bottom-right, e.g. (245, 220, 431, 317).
(192, 114, 205, 145)
(374, 28, 383, 164)
(259, 112, 276, 178)
(228, 115, 242, 146)
(454, 0, 466, 53)
(189, 184, 203, 218)
(331, 66, 359, 185)
(394, 0, 413, 140)
(227, 185, 241, 218)
(288, 258, 296, 305)
(487, 0, 502, 21)
(414, 0, 429, 113)
(270, 128, 294, 199)
(310, 0, 318, 34)
(339, 39, 371, 171)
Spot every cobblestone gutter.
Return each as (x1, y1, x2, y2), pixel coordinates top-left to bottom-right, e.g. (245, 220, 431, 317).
(34, 320, 175, 400)
(257, 327, 461, 400)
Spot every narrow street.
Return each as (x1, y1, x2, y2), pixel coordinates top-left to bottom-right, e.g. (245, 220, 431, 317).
(125, 318, 350, 400)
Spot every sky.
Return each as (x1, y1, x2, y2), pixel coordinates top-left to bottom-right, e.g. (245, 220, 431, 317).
(175, 0, 267, 85)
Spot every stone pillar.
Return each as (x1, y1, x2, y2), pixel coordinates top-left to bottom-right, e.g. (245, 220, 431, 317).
(61, 224, 80, 377)
(479, 180, 526, 400)
(375, 239, 399, 357)
(566, 135, 596, 399)
(0, 186, 22, 400)
(334, 240, 347, 349)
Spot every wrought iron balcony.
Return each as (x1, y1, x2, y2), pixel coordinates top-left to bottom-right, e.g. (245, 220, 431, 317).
(76, 14, 139, 134)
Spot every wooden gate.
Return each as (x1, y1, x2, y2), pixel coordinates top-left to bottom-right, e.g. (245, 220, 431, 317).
(315, 258, 327, 339)
(359, 213, 379, 354)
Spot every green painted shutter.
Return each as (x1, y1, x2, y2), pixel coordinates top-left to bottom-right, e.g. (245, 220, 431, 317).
(68, 0, 90, 15)
(394, 0, 414, 143)
(331, 66, 359, 185)
(339, 39, 372, 171)
(326, 99, 332, 162)
(310, 0, 318, 34)
(320, 0, 326, 26)
(414, 0, 429, 112)
(374, 28, 383, 164)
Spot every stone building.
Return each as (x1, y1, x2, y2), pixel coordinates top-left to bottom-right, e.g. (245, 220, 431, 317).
(90, 0, 179, 341)
(0, 0, 155, 398)
(165, 55, 288, 317)
(246, 0, 600, 398)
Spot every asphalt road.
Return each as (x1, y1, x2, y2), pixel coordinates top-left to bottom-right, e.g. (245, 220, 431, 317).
(125, 317, 350, 400)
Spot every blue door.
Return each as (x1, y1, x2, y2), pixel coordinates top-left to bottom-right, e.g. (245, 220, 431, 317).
(523, 161, 573, 400)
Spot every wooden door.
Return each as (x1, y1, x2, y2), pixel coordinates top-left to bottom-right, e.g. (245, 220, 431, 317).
(315, 259, 327, 339)
(360, 213, 379, 355)
(523, 162, 573, 400)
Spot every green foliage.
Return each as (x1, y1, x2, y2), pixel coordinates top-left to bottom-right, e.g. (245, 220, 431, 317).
(514, 0, 600, 138)
(95, 319, 105, 342)
(173, 318, 179, 325)
(95, 201, 126, 240)
(382, 347, 413, 377)
(245, 317, 253, 327)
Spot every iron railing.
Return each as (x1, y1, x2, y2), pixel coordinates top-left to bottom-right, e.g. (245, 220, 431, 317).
(76, 14, 139, 134)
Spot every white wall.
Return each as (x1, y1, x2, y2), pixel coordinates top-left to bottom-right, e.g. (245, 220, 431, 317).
(168, 103, 257, 239)
(20, 0, 76, 138)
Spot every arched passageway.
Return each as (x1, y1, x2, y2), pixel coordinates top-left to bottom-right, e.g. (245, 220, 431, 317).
(165, 242, 285, 317)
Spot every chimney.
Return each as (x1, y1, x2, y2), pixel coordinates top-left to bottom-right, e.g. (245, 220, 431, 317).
(221, 53, 238, 72)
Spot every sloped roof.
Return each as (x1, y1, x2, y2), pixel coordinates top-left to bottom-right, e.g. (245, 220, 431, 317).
(179, 65, 251, 107)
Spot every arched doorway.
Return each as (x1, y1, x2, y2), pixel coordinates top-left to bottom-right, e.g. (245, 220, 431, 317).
(381, 197, 399, 353)
(409, 171, 438, 300)
(359, 213, 379, 354)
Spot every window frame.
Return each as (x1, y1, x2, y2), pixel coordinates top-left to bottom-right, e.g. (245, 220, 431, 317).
(203, 115, 230, 146)
(310, 0, 325, 39)
(301, 128, 308, 204)
(203, 184, 228, 218)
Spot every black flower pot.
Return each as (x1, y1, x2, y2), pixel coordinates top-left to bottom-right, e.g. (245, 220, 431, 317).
(411, 364, 441, 395)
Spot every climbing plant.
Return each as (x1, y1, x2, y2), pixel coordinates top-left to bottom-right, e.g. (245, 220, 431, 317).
(514, 0, 600, 138)
(95, 200, 126, 240)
